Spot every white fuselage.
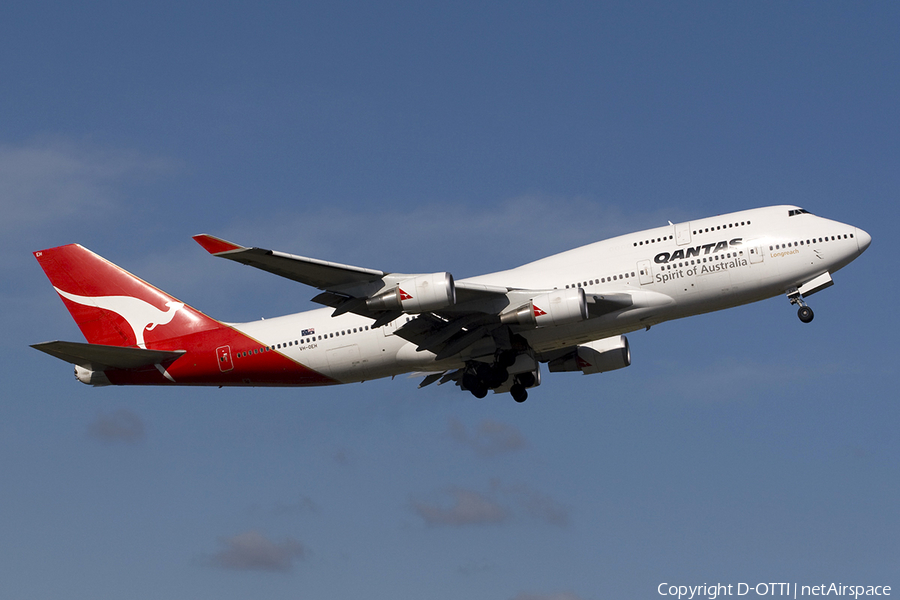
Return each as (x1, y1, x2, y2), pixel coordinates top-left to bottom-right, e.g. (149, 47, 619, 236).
(228, 206, 869, 384)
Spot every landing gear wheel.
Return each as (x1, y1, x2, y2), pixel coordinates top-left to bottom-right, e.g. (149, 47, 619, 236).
(798, 305, 814, 323)
(484, 365, 508, 389)
(497, 350, 517, 368)
(462, 372, 487, 398)
(510, 384, 528, 403)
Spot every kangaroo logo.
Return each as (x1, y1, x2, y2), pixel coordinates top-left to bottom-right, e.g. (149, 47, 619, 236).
(55, 288, 185, 348)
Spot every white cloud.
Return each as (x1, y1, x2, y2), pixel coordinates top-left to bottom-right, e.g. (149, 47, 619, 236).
(647, 356, 839, 402)
(272, 496, 319, 516)
(515, 487, 570, 528)
(0, 137, 175, 232)
(448, 417, 528, 457)
(411, 488, 508, 527)
(86, 409, 145, 443)
(456, 560, 498, 575)
(206, 530, 307, 573)
(412, 479, 570, 528)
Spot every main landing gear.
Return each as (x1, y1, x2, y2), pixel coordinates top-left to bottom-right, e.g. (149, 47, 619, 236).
(510, 380, 530, 403)
(787, 288, 814, 323)
(461, 351, 535, 403)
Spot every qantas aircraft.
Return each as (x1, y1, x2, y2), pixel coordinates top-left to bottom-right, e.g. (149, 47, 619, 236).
(32, 205, 870, 402)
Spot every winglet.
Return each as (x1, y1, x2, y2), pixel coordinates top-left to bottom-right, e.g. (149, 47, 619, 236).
(193, 234, 244, 255)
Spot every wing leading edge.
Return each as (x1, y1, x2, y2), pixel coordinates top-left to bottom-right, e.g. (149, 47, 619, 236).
(193, 234, 386, 290)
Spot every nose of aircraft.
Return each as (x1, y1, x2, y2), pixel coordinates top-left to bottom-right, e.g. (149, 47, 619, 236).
(856, 227, 872, 254)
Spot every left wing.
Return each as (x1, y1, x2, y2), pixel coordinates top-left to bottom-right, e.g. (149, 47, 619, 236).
(192, 234, 386, 291)
(193, 234, 649, 360)
(193, 234, 510, 312)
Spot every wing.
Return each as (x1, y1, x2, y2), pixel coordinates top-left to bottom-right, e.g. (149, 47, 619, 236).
(193, 234, 509, 310)
(193, 234, 658, 361)
(193, 234, 385, 290)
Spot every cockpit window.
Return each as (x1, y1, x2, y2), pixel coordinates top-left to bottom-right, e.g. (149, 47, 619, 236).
(789, 208, 812, 216)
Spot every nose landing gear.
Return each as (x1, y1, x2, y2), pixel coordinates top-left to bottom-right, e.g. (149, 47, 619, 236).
(787, 288, 815, 323)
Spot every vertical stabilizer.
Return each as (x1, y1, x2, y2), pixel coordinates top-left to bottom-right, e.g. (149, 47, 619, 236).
(34, 244, 222, 348)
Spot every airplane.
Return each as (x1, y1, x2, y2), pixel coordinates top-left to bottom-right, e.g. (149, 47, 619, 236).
(32, 205, 871, 402)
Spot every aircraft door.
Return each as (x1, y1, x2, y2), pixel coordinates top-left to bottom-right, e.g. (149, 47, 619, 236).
(637, 260, 653, 285)
(748, 245, 764, 264)
(216, 345, 234, 372)
(675, 222, 692, 246)
(380, 315, 404, 337)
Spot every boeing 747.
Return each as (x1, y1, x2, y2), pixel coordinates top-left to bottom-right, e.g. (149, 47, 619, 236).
(32, 206, 871, 402)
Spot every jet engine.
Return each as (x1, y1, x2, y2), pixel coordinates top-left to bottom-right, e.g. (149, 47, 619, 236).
(500, 288, 588, 328)
(75, 365, 111, 386)
(547, 335, 631, 375)
(366, 273, 456, 313)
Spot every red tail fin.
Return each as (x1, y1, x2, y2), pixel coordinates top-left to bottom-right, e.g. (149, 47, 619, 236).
(34, 244, 222, 348)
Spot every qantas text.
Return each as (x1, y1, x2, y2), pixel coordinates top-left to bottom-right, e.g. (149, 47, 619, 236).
(654, 238, 743, 264)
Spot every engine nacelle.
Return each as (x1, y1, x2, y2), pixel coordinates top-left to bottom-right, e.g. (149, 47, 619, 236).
(548, 335, 631, 375)
(366, 272, 456, 313)
(75, 365, 111, 386)
(500, 288, 587, 328)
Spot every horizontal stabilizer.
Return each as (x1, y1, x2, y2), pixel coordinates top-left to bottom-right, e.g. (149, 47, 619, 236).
(31, 340, 185, 371)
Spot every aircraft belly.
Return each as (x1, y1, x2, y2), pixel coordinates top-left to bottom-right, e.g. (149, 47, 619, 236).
(320, 329, 439, 383)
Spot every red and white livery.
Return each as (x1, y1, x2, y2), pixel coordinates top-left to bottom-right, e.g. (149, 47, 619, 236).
(33, 206, 871, 402)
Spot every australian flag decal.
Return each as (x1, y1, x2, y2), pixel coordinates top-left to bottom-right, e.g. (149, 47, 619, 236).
(302, 328, 315, 336)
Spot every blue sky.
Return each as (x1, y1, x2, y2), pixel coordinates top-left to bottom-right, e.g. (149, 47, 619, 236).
(2, 3, 897, 599)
